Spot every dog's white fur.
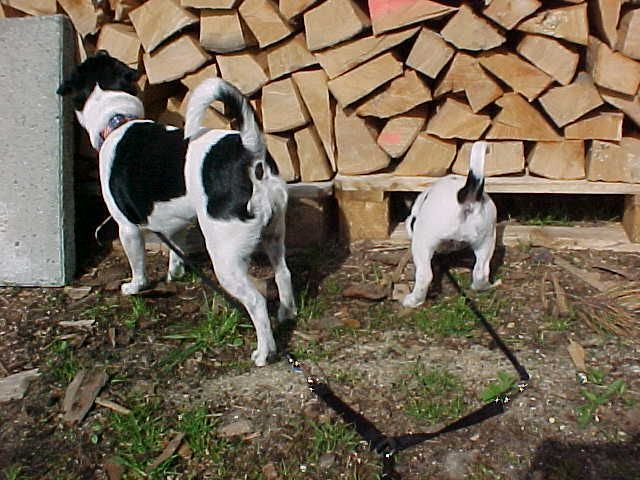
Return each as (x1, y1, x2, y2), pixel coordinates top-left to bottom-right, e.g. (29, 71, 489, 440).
(402, 141, 497, 308)
(76, 77, 296, 366)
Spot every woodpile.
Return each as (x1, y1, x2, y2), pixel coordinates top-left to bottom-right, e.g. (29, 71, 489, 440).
(5, 0, 640, 186)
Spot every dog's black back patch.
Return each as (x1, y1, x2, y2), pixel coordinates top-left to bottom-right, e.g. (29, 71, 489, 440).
(109, 123, 188, 225)
(202, 133, 254, 221)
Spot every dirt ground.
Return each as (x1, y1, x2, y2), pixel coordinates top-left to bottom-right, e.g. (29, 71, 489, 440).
(1, 230, 639, 480)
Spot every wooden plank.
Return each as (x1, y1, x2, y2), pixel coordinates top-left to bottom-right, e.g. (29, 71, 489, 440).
(335, 107, 390, 175)
(516, 34, 579, 86)
(441, 4, 506, 51)
(294, 125, 334, 182)
(616, 9, 640, 61)
(452, 141, 524, 176)
(327, 52, 403, 108)
(587, 35, 640, 96)
(486, 93, 562, 141)
(238, 0, 293, 48)
(261, 77, 310, 133)
(142, 35, 210, 84)
(97, 23, 141, 67)
(479, 49, 553, 102)
(355, 69, 432, 119)
(377, 106, 426, 159)
(406, 27, 454, 79)
(587, 138, 640, 183)
(393, 132, 455, 176)
(265, 133, 300, 182)
(368, 0, 456, 35)
(426, 97, 491, 140)
(200, 10, 255, 53)
(564, 112, 623, 141)
(591, 0, 622, 48)
(129, 0, 198, 53)
(527, 140, 586, 180)
(482, 0, 540, 30)
(216, 51, 269, 96)
(538, 72, 604, 128)
(315, 27, 419, 80)
(58, 0, 100, 37)
(517, 3, 588, 45)
(304, 0, 370, 52)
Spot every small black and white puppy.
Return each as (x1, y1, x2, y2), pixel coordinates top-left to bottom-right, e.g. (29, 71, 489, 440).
(57, 51, 296, 366)
(402, 141, 497, 308)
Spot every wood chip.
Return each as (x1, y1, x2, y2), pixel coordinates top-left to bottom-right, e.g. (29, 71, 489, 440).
(550, 272, 570, 317)
(95, 397, 132, 415)
(59, 320, 95, 328)
(146, 432, 185, 473)
(0, 369, 40, 402)
(567, 340, 586, 371)
(63, 368, 108, 426)
(64, 286, 92, 300)
(554, 257, 614, 292)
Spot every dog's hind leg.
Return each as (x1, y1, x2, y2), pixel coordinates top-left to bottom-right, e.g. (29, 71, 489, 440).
(403, 241, 435, 308)
(263, 212, 297, 323)
(118, 224, 149, 294)
(471, 232, 495, 291)
(167, 247, 185, 281)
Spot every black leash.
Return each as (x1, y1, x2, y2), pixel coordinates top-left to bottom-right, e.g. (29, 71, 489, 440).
(287, 269, 530, 479)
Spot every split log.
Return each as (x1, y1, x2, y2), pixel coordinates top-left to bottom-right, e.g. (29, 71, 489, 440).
(587, 36, 640, 96)
(279, 0, 319, 21)
(393, 132, 455, 176)
(600, 89, 640, 129)
(479, 50, 553, 102)
(143, 35, 210, 84)
(564, 112, 624, 141)
(97, 23, 141, 67)
(180, 63, 219, 90)
(590, 0, 621, 48)
(587, 138, 640, 183)
(538, 72, 604, 128)
(486, 93, 562, 141)
(327, 52, 403, 108)
(377, 106, 426, 158)
(182, 0, 239, 7)
(292, 69, 335, 168)
(261, 77, 310, 133)
(335, 107, 390, 175)
(58, 0, 100, 37)
(452, 141, 524, 176)
(406, 27, 454, 79)
(426, 97, 491, 140)
(1, 0, 56, 15)
(216, 51, 269, 96)
(129, 0, 198, 53)
(294, 125, 334, 181)
(266, 33, 317, 80)
(200, 10, 255, 53)
(482, 0, 540, 30)
(355, 69, 431, 119)
(304, 0, 370, 52)
(616, 9, 640, 61)
(527, 140, 586, 180)
(440, 4, 506, 51)
(179, 92, 231, 128)
(336, 189, 390, 241)
(368, 0, 456, 35)
(516, 34, 579, 86)
(266, 133, 300, 181)
(238, 0, 293, 49)
(110, 0, 143, 22)
(517, 3, 589, 45)
(314, 27, 419, 80)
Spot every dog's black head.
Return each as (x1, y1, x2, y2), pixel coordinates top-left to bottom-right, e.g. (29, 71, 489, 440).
(57, 50, 140, 111)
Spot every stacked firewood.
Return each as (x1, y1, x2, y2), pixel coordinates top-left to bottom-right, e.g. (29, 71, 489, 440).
(3, 0, 640, 183)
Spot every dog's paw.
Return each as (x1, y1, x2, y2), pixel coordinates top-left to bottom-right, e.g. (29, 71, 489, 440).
(121, 279, 148, 295)
(402, 293, 424, 309)
(471, 279, 491, 291)
(277, 303, 297, 323)
(167, 263, 186, 282)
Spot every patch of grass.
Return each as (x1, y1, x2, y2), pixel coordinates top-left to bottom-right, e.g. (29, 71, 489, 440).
(2, 465, 28, 480)
(367, 303, 394, 330)
(404, 364, 466, 425)
(576, 378, 627, 427)
(321, 277, 342, 296)
(479, 371, 518, 402)
(310, 421, 360, 461)
(124, 296, 157, 329)
(46, 339, 80, 384)
(79, 297, 118, 323)
(288, 341, 330, 362)
(178, 406, 229, 463)
(296, 287, 326, 324)
(520, 213, 572, 226)
(469, 463, 503, 480)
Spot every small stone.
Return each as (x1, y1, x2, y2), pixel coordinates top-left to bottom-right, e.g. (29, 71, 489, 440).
(530, 247, 553, 264)
(218, 419, 254, 438)
(549, 417, 556, 424)
(64, 286, 92, 300)
(319, 452, 336, 469)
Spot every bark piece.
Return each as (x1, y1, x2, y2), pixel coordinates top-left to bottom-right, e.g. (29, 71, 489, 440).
(517, 3, 589, 45)
(304, 0, 370, 52)
(587, 35, 640, 96)
(600, 89, 640, 129)
(146, 433, 185, 473)
(262, 77, 310, 133)
(377, 107, 426, 158)
(216, 51, 269, 96)
(527, 140, 586, 180)
(97, 23, 141, 67)
(564, 112, 624, 141)
(368, 0, 457, 35)
(591, 0, 622, 48)
(538, 72, 604, 128)
(406, 27, 454, 79)
(517, 34, 579, 86)
(327, 52, 403, 108)
(335, 108, 390, 175)
(143, 35, 210, 84)
(482, 0, 540, 30)
(265, 134, 300, 181)
(355, 69, 431, 119)
(294, 126, 334, 181)
(292, 69, 335, 168)
(238, 0, 293, 48)
(486, 93, 562, 141)
(200, 10, 254, 53)
(129, 0, 198, 53)
(441, 4, 506, 51)
(452, 141, 524, 176)
(587, 138, 640, 183)
(181, 63, 219, 90)
(279, 0, 319, 20)
(267, 33, 317, 80)
(0, 369, 40, 402)
(63, 369, 108, 426)
(479, 50, 553, 102)
(315, 27, 419, 80)
(58, 0, 100, 37)
(616, 9, 640, 61)
(426, 97, 491, 140)
(393, 133, 455, 176)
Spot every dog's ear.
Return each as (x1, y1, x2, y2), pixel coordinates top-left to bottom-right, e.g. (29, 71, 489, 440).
(56, 78, 76, 96)
(95, 49, 110, 58)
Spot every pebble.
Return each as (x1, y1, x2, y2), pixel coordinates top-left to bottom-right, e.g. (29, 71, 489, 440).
(549, 417, 556, 424)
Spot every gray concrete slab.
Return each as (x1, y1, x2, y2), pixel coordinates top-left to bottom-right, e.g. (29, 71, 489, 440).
(0, 15, 76, 286)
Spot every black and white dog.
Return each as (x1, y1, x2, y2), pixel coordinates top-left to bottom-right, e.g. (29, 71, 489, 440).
(57, 51, 296, 366)
(402, 141, 497, 308)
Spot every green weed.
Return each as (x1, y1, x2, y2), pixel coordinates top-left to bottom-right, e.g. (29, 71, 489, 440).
(2, 465, 28, 480)
(479, 371, 518, 402)
(296, 287, 326, 324)
(47, 339, 80, 384)
(79, 298, 118, 323)
(576, 379, 627, 427)
(178, 406, 229, 464)
(124, 296, 156, 329)
(310, 421, 360, 460)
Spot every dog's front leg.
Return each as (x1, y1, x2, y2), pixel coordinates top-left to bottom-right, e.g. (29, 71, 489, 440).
(118, 225, 149, 294)
(403, 243, 435, 308)
(471, 234, 495, 291)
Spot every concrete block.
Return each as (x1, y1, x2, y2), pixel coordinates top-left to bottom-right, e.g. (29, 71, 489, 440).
(0, 15, 76, 286)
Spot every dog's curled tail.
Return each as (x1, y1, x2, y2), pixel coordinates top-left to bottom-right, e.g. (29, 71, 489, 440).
(457, 141, 488, 204)
(185, 77, 265, 156)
